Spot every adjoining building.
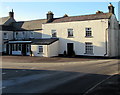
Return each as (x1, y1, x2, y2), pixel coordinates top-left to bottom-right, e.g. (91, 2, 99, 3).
(0, 3, 119, 57)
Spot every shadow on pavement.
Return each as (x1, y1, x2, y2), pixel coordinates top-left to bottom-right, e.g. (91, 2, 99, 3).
(2, 68, 119, 95)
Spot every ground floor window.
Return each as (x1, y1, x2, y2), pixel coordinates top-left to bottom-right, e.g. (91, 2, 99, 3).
(26, 44, 30, 52)
(85, 42, 93, 54)
(18, 44, 22, 51)
(12, 44, 22, 51)
(39, 46, 43, 53)
(4, 44, 6, 52)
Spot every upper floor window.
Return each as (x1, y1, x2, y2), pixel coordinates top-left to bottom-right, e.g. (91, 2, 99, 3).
(3, 32, 8, 39)
(30, 31, 34, 38)
(16, 32, 18, 39)
(85, 28, 92, 37)
(68, 29, 73, 37)
(85, 42, 93, 54)
(51, 30, 57, 37)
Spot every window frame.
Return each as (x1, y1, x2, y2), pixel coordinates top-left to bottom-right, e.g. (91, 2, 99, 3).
(85, 28, 93, 37)
(51, 30, 57, 38)
(15, 32, 19, 39)
(30, 31, 34, 38)
(3, 32, 8, 40)
(67, 29, 74, 38)
(38, 46, 43, 54)
(85, 42, 93, 54)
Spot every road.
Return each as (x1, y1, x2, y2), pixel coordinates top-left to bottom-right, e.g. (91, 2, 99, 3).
(1, 57, 119, 94)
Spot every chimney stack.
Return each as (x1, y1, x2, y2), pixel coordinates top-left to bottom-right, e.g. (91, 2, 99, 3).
(46, 11, 54, 22)
(9, 9, 14, 18)
(108, 3, 114, 14)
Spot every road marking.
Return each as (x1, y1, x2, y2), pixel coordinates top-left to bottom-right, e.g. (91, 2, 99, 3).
(83, 74, 115, 95)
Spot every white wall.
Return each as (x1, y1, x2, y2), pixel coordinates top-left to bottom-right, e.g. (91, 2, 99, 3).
(42, 19, 109, 57)
(0, 31, 2, 53)
(2, 31, 13, 53)
(48, 41, 59, 57)
(14, 30, 42, 40)
(31, 41, 59, 57)
(34, 30, 42, 39)
(31, 45, 48, 57)
(119, 28, 120, 57)
(108, 15, 119, 57)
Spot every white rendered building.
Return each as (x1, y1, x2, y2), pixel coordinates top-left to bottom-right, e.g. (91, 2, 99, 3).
(0, 4, 119, 57)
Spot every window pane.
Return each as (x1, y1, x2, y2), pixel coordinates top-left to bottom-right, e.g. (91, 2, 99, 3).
(51, 30, 57, 37)
(39, 46, 43, 53)
(85, 43, 93, 54)
(68, 29, 73, 37)
(4, 33, 8, 39)
(85, 28, 92, 37)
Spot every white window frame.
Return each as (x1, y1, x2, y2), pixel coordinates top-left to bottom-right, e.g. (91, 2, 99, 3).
(85, 42, 93, 54)
(51, 30, 57, 38)
(3, 32, 8, 40)
(85, 28, 92, 37)
(38, 46, 43, 53)
(68, 29, 73, 37)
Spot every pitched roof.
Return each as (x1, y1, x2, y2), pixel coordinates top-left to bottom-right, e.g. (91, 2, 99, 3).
(0, 17, 10, 25)
(0, 25, 15, 31)
(12, 19, 47, 31)
(51, 13, 112, 23)
(32, 38, 59, 45)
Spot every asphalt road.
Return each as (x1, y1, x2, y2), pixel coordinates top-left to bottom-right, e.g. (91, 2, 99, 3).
(1, 57, 119, 94)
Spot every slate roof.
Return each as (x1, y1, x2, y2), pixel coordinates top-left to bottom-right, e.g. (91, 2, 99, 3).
(0, 17, 9, 25)
(32, 38, 59, 45)
(12, 19, 47, 31)
(1, 12, 113, 31)
(0, 25, 15, 31)
(51, 13, 112, 23)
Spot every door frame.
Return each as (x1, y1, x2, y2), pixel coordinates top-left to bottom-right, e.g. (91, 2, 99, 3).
(67, 43, 74, 56)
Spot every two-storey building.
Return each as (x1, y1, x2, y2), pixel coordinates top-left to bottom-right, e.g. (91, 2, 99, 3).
(0, 3, 119, 57)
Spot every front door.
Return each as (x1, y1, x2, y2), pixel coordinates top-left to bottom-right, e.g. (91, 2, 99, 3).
(67, 43, 74, 56)
(22, 44, 26, 56)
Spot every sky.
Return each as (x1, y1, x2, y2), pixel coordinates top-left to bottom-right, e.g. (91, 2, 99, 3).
(0, 2, 119, 22)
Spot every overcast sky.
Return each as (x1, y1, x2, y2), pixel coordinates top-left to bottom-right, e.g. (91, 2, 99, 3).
(0, 2, 119, 21)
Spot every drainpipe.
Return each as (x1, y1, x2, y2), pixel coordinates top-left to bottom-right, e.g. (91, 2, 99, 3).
(104, 28, 108, 56)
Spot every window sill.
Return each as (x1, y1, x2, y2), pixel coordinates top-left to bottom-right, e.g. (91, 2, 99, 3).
(37, 52, 43, 54)
(67, 36, 74, 38)
(51, 37, 57, 38)
(84, 53, 94, 55)
(85, 36, 93, 38)
(3, 38, 8, 40)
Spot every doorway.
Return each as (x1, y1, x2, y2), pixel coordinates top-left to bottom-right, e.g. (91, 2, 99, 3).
(67, 43, 74, 56)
